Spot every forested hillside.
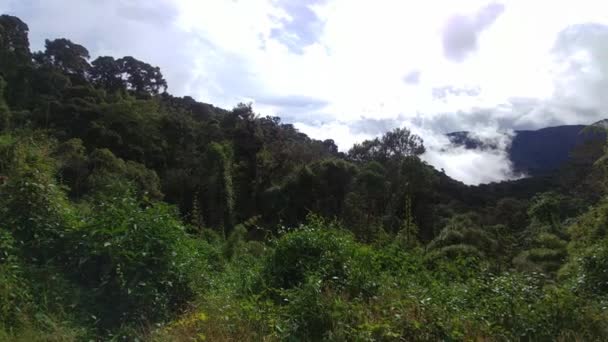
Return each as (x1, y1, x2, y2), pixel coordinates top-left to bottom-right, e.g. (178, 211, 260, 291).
(1, 14, 608, 341)
(448, 125, 606, 176)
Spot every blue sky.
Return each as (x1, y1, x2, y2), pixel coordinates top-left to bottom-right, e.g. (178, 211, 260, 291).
(3, 0, 608, 184)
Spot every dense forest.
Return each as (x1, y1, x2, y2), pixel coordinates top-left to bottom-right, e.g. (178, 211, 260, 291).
(1, 14, 608, 341)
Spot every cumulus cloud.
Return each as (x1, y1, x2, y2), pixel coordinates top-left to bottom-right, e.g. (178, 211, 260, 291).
(551, 23, 608, 118)
(270, 0, 327, 54)
(442, 2, 505, 62)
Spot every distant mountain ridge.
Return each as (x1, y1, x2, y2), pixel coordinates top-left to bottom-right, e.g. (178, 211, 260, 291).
(447, 123, 606, 176)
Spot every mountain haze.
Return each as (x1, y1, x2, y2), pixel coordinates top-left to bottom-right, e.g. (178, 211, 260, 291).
(448, 123, 606, 176)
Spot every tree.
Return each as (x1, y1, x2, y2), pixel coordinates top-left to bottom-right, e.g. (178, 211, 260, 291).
(342, 162, 387, 240)
(55, 138, 89, 197)
(0, 15, 31, 73)
(427, 214, 499, 260)
(0, 15, 33, 108)
(348, 127, 425, 163)
(527, 192, 563, 232)
(0, 135, 75, 263)
(397, 193, 419, 248)
(492, 197, 529, 231)
(35, 38, 90, 78)
(323, 139, 338, 154)
(275, 159, 358, 226)
(117, 56, 167, 96)
(201, 142, 235, 234)
(513, 232, 567, 276)
(0, 76, 10, 131)
(226, 103, 263, 220)
(348, 139, 383, 163)
(380, 127, 425, 159)
(89, 56, 126, 93)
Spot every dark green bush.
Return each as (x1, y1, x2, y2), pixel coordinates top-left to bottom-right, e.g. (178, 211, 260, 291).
(262, 220, 380, 298)
(0, 229, 31, 328)
(66, 195, 206, 327)
(0, 136, 76, 264)
(578, 239, 608, 294)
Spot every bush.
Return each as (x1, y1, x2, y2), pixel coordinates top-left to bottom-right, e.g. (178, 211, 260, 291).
(65, 195, 206, 327)
(0, 135, 76, 263)
(276, 276, 333, 341)
(0, 229, 31, 328)
(262, 220, 379, 298)
(514, 233, 568, 275)
(578, 239, 608, 294)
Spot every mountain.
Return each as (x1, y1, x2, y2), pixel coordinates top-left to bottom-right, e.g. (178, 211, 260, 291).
(447, 124, 606, 176)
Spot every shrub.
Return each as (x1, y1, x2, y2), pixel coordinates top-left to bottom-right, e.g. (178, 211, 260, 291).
(262, 220, 379, 298)
(0, 135, 76, 263)
(514, 233, 568, 275)
(276, 276, 333, 341)
(427, 214, 498, 263)
(66, 195, 206, 327)
(0, 229, 31, 328)
(578, 239, 608, 294)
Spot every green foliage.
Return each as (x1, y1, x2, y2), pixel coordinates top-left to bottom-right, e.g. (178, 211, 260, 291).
(514, 232, 568, 275)
(348, 127, 425, 163)
(262, 217, 380, 299)
(0, 76, 11, 132)
(116, 56, 168, 96)
(223, 224, 247, 260)
(397, 193, 420, 248)
(276, 275, 334, 341)
(263, 223, 356, 290)
(54, 138, 89, 197)
(276, 159, 358, 225)
(84, 148, 162, 200)
(527, 192, 573, 233)
(427, 214, 498, 263)
(67, 195, 203, 327)
(202, 142, 235, 232)
(35, 38, 90, 77)
(575, 238, 608, 294)
(0, 229, 31, 328)
(0, 135, 76, 263)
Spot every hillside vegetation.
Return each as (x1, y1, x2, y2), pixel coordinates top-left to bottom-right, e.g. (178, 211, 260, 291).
(1, 15, 608, 341)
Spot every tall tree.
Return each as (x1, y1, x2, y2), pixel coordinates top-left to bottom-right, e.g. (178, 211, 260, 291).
(117, 56, 167, 96)
(0, 15, 33, 108)
(90, 56, 126, 93)
(35, 38, 90, 78)
(0, 15, 31, 73)
(202, 142, 235, 234)
(0, 76, 10, 131)
(348, 127, 425, 163)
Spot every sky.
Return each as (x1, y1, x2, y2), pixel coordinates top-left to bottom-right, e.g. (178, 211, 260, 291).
(3, 0, 608, 184)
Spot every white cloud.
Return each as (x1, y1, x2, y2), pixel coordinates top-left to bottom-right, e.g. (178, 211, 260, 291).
(420, 126, 521, 185)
